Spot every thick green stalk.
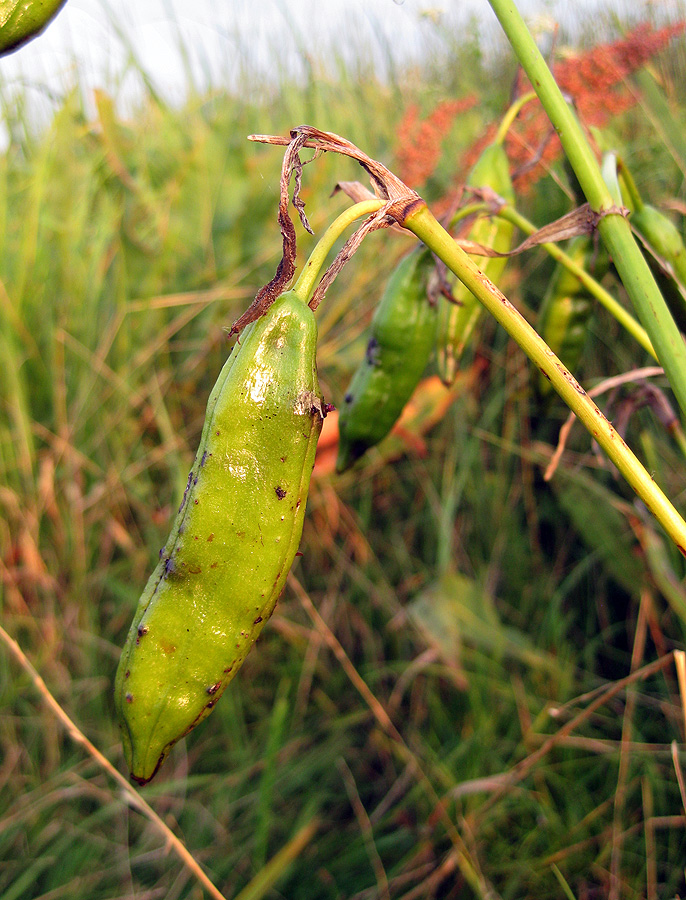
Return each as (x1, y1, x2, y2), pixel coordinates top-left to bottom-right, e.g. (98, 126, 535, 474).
(404, 203, 686, 554)
(498, 205, 656, 359)
(487, 0, 686, 417)
(293, 200, 382, 302)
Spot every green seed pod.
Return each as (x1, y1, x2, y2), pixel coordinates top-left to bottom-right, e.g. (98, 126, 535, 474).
(537, 235, 609, 396)
(336, 245, 437, 472)
(631, 204, 686, 332)
(115, 291, 324, 784)
(0, 0, 67, 54)
(436, 143, 515, 385)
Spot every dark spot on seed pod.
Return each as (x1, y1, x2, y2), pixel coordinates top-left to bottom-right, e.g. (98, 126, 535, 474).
(194, 499, 199, 505)
(216, 430, 220, 436)
(275, 486, 287, 499)
(210, 562, 218, 569)
(125, 693, 133, 703)
(200, 451, 208, 467)
(179, 471, 193, 512)
(365, 337, 380, 365)
(296, 499, 301, 510)
(125, 670, 130, 679)
(344, 392, 353, 404)
(207, 682, 222, 695)
(207, 533, 214, 542)
(178, 523, 185, 535)
(187, 564, 202, 574)
(138, 624, 149, 637)
(236, 530, 245, 538)
(194, 535, 199, 540)
(224, 666, 233, 674)
(159, 546, 166, 559)
(207, 700, 215, 709)
(281, 456, 286, 462)
(295, 551, 303, 557)
(254, 615, 263, 624)
(164, 557, 175, 575)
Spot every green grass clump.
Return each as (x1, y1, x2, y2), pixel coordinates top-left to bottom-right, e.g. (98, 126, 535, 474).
(2, 11, 686, 900)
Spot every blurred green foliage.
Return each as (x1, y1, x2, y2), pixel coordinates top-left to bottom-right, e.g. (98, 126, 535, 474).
(1, 8, 686, 899)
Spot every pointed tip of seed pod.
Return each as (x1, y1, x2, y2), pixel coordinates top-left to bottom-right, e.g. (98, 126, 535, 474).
(127, 738, 168, 786)
(335, 439, 367, 474)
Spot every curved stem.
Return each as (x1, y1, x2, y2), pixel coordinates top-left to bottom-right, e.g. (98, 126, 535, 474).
(486, 0, 686, 419)
(404, 203, 686, 554)
(447, 201, 489, 232)
(615, 156, 644, 213)
(494, 90, 537, 146)
(498, 205, 656, 359)
(292, 200, 383, 303)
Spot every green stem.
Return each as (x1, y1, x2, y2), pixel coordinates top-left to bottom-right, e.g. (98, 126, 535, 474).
(498, 205, 656, 359)
(486, 0, 686, 418)
(600, 151, 624, 207)
(494, 90, 537, 146)
(448, 201, 489, 232)
(404, 203, 686, 554)
(292, 200, 383, 303)
(615, 156, 644, 213)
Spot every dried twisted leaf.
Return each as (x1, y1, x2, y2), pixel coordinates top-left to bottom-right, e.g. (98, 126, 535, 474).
(229, 131, 313, 335)
(249, 125, 424, 224)
(458, 201, 629, 259)
(238, 127, 425, 316)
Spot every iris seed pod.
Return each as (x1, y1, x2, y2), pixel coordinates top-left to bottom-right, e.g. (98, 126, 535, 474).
(0, 0, 66, 54)
(115, 291, 324, 784)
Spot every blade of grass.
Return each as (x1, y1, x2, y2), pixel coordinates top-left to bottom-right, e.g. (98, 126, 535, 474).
(232, 816, 320, 900)
(253, 678, 291, 871)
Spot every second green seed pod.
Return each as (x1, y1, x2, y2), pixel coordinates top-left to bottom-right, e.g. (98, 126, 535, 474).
(336, 245, 437, 472)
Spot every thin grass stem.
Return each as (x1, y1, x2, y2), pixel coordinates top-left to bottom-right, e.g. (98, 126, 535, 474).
(498, 205, 656, 358)
(0, 623, 229, 900)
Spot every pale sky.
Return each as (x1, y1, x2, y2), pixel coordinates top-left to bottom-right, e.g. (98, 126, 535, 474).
(0, 0, 683, 129)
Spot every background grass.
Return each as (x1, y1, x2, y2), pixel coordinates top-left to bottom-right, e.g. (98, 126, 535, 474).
(1, 6, 686, 899)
